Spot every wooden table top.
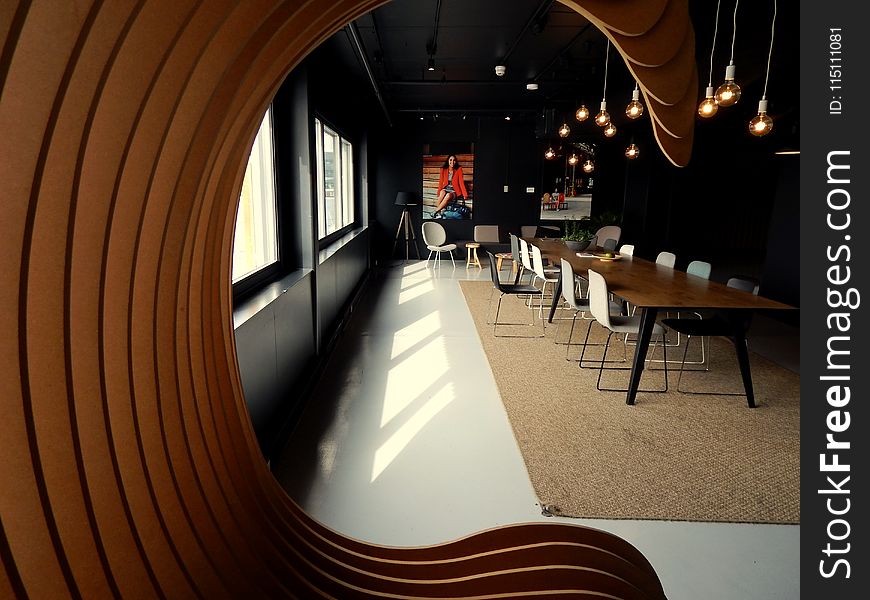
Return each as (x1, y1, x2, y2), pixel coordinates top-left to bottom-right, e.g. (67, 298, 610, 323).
(528, 238, 796, 311)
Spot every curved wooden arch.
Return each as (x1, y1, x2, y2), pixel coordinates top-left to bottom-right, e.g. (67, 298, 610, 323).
(1, 1, 692, 597)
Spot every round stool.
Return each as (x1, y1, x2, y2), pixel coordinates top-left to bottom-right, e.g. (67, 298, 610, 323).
(494, 251, 513, 273)
(465, 242, 481, 269)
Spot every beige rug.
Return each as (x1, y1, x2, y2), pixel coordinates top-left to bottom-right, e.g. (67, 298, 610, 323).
(459, 280, 800, 524)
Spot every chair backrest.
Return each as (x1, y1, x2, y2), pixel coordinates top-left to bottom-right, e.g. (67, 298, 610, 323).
(473, 225, 500, 243)
(686, 260, 712, 280)
(486, 251, 505, 291)
(595, 225, 621, 248)
(520, 225, 538, 238)
(422, 221, 447, 246)
(519, 238, 533, 271)
(619, 244, 635, 256)
(601, 238, 618, 251)
(509, 233, 520, 262)
(655, 251, 676, 269)
(560, 259, 582, 310)
(726, 276, 759, 295)
(531, 244, 549, 279)
(587, 269, 613, 330)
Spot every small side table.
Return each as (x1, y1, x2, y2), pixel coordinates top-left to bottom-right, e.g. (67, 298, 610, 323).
(494, 252, 513, 273)
(465, 242, 481, 269)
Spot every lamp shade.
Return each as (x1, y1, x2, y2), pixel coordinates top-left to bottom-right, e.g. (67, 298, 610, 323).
(395, 191, 419, 206)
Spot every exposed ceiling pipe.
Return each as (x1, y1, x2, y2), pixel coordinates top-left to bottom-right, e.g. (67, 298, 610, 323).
(499, 0, 554, 65)
(533, 22, 593, 83)
(346, 22, 393, 127)
(428, 0, 443, 56)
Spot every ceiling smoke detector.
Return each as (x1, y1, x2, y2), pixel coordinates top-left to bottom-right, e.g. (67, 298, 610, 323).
(494, 65, 506, 77)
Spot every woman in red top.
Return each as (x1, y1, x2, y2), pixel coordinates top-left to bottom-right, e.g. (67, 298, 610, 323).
(433, 155, 469, 217)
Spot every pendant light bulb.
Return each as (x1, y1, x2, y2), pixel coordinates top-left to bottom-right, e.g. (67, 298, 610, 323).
(698, 86, 719, 118)
(582, 160, 594, 173)
(625, 143, 639, 159)
(558, 122, 571, 137)
(625, 88, 644, 119)
(544, 146, 556, 160)
(575, 105, 589, 121)
(568, 153, 579, 166)
(716, 64, 741, 107)
(749, 99, 773, 136)
(603, 122, 617, 137)
(595, 101, 610, 126)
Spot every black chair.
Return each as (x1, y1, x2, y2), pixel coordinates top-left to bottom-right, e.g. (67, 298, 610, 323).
(486, 251, 545, 337)
(660, 277, 759, 407)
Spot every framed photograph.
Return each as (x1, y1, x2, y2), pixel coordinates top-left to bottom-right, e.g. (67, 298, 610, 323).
(422, 144, 474, 220)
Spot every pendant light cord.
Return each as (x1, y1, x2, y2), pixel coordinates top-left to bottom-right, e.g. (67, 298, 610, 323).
(707, 0, 722, 86)
(762, 0, 777, 100)
(602, 39, 610, 100)
(728, 0, 740, 66)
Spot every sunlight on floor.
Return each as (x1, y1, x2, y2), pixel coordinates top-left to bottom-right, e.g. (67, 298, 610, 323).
(371, 381, 455, 482)
(402, 262, 428, 276)
(383, 332, 447, 427)
(398, 278, 434, 304)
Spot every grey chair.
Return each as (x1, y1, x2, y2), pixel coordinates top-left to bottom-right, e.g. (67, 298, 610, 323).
(486, 251, 545, 337)
(580, 269, 668, 393)
(660, 276, 760, 407)
(422, 221, 457, 268)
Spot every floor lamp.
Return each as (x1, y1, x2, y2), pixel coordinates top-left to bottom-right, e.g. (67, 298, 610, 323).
(392, 191, 421, 261)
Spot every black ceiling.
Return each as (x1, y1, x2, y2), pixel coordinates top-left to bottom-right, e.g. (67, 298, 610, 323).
(321, 0, 798, 136)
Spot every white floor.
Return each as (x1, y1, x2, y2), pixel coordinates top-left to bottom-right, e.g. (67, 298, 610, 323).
(272, 258, 799, 600)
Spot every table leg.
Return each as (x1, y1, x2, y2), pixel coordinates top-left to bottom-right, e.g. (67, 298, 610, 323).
(627, 307, 658, 405)
(733, 327, 756, 408)
(548, 271, 563, 323)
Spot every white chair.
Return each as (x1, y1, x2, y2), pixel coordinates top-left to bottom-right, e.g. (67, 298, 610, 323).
(530, 244, 559, 318)
(580, 269, 668, 392)
(558, 259, 621, 360)
(594, 225, 621, 250)
(655, 251, 676, 269)
(422, 221, 457, 268)
(618, 244, 635, 256)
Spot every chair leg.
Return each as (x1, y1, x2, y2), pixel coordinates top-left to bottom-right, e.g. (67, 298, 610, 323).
(592, 331, 668, 393)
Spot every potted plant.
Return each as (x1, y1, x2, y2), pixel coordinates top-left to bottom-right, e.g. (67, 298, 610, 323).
(562, 217, 594, 251)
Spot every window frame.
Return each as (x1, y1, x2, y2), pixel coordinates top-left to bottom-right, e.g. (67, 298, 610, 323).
(313, 115, 357, 246)
(232, 106, 283, 301)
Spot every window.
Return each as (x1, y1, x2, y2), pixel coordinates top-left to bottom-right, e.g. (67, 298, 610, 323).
(314, 118, 354, 239)
(232, 107, 278, 283)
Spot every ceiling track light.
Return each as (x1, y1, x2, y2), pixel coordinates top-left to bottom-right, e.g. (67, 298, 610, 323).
(595, 39, 611, 127)
(698, 0, 722, 118)
(750, 0, 777, 137)
(427, 56, 436, 71)
(625, 84, 644, 119)
(715, 0, 742, 107)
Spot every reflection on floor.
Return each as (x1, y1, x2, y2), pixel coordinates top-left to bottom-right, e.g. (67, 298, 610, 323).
(271, 258, 799, 600)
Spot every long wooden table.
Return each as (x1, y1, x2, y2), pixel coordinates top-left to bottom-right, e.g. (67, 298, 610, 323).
(528, 238, 796, 407)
